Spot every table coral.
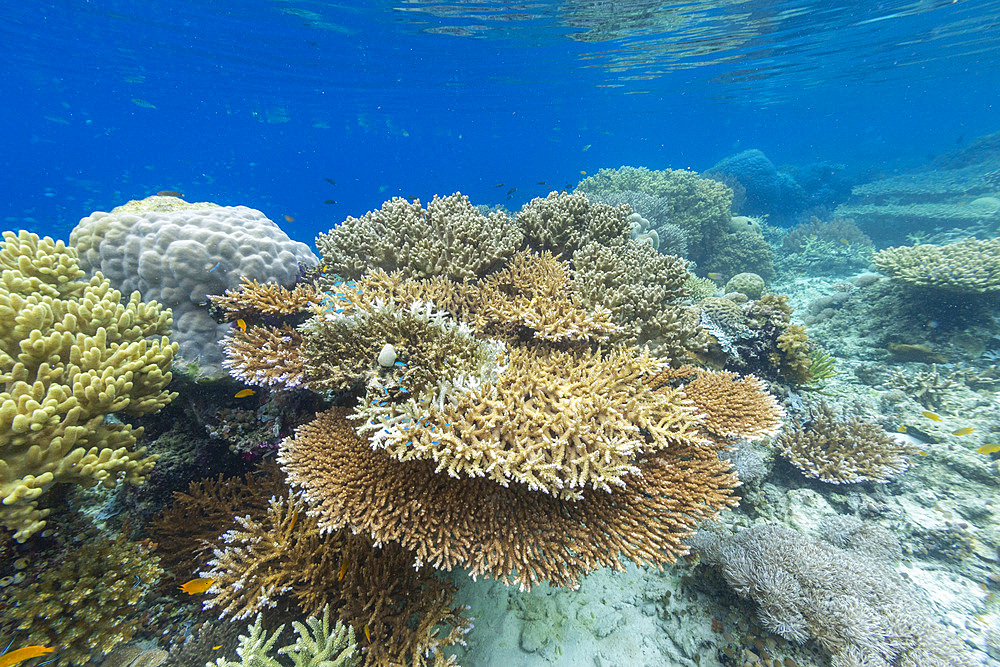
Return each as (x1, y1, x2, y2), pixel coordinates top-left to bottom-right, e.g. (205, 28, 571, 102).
(0, 230, 178, 541)
(874, 237, 1000, 293)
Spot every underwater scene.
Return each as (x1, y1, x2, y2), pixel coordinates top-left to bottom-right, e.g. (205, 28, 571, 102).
(2, 1, 1000, 666)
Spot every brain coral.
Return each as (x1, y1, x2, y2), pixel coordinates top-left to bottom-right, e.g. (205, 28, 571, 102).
(70, 196, 317, 377)
(0, 230, 177, 541)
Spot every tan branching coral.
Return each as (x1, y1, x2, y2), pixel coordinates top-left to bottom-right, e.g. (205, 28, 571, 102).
(3, 532, 163, 666)
(316, 193, 522, 281)
(0, 230, 177, 541)
(357, 345, 701, 498)
(516, 191, 632, 256)
(222, 324, 308, 389)
(873, 237, 1000, 293)
(203, 490, 471, 667)
(777, 402, 920, 484)
(280, 406, 749, 591)
(209, 277, 322, 319)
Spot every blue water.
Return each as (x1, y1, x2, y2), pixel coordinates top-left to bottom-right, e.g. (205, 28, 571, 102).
(2, 0, 998, 243)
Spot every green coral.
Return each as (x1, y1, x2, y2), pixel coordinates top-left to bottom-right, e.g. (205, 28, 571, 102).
(873, 237, 1000, 293)
(724, 272, 766, 299)
(316, 193, 522, 282)
(2, 532, 163, 666)
(0, 230, 178, 541)
(209, 606, 360, 667)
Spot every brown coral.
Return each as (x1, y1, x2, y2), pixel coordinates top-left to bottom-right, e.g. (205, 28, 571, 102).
(221, 324, 308, 388)
(516, 191, 632, 256)
(203, 490, 470, 667)
(777, 401, 920, 484)
(279, 407, 744, 591)
(208, 277, 322, 319)
(873, 237, 1000, 293)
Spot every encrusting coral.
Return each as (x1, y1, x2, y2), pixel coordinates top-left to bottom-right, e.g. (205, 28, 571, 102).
(209, 606, 360, 667)
(1, 531, 163, 666)
(0, 230, 178, 541)
(777, 401, 921, 484)
(202, 490, 471, 667)
(873, 237, 1000, 293)
(316, 193, 522, 281)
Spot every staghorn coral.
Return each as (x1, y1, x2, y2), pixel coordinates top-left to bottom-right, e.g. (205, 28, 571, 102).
(873, 237, 1000, 293)
(691, 523, 977, 667)
(777, 401, 920, 484)
(1, 532, 163, 666)
(203, 491, 470, 667)
(209, 278, 323, 320)
(356, 345, 701, 498)
(887, 364, 957, 410)
(209, 606, 360, 667)
(316, 193, 521, 282)
(278, 395, 777, 590)
(571, 239, 707, 361)
(70, 196, 316, 377)
(222, 324, 309, 389)
(0, 230, 178, 541)
(515, 191, 632, 257)
(774, 324, 813, 386)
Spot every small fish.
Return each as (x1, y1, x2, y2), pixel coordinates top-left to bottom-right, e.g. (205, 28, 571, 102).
(338, 560, 348, 581)
(288, 512, 298, 532)
(0, 646, 55, 667)
(234, 388, 256, 398)
(706, 272, 723, 280)
(952, 427, 975, 436)
(976, 443, 1000, 455)
(323, 199, 337, 204)
(579, 170, 587, 175)
(236, 319, 247, 332)
(212, 646, 222, 651)
(506, 188, 517, 195)
(324, 177, 336, 186)
(179, 578, 215, 595)
(582, 144, 591, 151)
(157, 190, 184, 197)
(839, 238, 851, 245)
(917, 450, 928, 456)
(921, 411, 942, 421)
(898, 425, 908, 433)
(284, 214, 295, 223)
(494, 183, 504, 188)
(131, 98, 156, 109)
(536, 180, 547, 185)
(364, 624, 372, 643)
(206, 262, 221, 273)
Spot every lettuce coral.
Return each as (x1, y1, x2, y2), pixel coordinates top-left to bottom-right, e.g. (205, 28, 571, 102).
(0, 230, 178, 541)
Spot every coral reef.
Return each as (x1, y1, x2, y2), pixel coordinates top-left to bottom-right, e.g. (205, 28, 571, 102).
(887, 364, 957, 410)
(0, 230, 177, 541)
(70, 196, 316, 377)
(203, 490, 470, 666)
(706, 149, 806, 223)
(778, 216, 874, 275)
(1, 532, 163, 666)
(873, 237, 1000, 293)
(316, 192, 521, 282)
(515, 190, 632, 257)
(586, 190, 689, 257)
(209, 607, 360, 667)
(691, 523, 977, 667)
(724, 272, 765, 300)
(777, 401, 920, 484)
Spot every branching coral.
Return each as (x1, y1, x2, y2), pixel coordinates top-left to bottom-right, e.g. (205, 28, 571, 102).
(222, 324, 309, 389)
(278, 396, 772, 590)
(887, 364, 957, 410)
(874, 237, 1000, 293)
(777, 401, 920, 484)
(515, 191, 632, 256)
(0, 230, 178, 540)
(209, 607, 360, 667)
(202, 490, 471, 667)
(1, 532, 163, 666)
(316, 193, 522, 281)
(209, 277, 323, 319)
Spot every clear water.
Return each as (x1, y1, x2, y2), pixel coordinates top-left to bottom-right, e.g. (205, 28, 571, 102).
(2, 2, 1000, 666)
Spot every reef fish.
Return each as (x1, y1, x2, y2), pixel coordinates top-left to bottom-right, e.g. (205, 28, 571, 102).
(364, 624, 372, 642)
(976, 443, 1000, 455)
(234, 388, 256, 398)
(236, 319, 247, 332)
(0, 646, 55, 667)
(921, 411, 942, 422)
(952, 427, 975, 436)
(179, 578, 215, 595)
(284, 214, 295, 223)
(157, 190, 184, 197)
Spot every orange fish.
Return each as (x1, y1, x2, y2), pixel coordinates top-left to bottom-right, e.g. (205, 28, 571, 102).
(284, 215, 294, 223)
(0, 646, 55, 667)
(236, 318, 247, 332)
(338, 560, 348, 581)
(976, 443, 1000, 455)
(234, 389, 255, 398)
(364, 623, 372, 642)
(157, 190, 184, 198)
(179, 578, 215, 595)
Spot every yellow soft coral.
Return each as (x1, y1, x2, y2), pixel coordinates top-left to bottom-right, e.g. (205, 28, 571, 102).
(0, 231, 178, 541)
